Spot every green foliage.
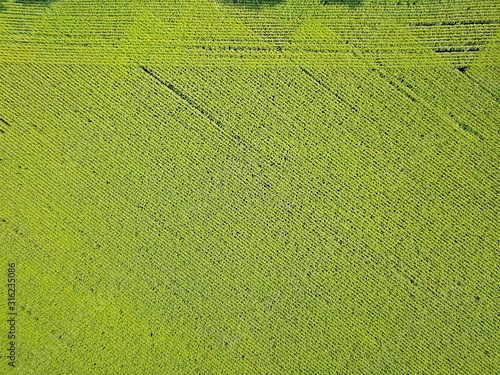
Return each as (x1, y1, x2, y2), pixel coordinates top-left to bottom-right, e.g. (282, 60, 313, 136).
(1, 0, 499, 374)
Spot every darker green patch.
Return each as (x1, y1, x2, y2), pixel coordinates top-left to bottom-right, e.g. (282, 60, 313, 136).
(322, 0, 363, 7)
(218, 0, 284, 8)
(458, 122, 484, 140)
(16, 0, 56, 4)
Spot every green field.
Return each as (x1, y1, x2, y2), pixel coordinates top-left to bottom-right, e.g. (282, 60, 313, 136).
(1, 0, 499, 373)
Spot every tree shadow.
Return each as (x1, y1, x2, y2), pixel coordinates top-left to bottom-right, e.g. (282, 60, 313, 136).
(322, 0, 363, 7)
(218, 0, 284, 9)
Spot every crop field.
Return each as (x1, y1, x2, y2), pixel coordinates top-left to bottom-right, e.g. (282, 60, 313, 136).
(1, 0, 499, 374)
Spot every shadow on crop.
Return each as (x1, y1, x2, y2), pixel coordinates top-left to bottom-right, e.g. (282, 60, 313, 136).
(322, 0, 363, 7)
(0, 0, 57, 12)
(16, 0, 56, 5)
(218, 0, 284, 9)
